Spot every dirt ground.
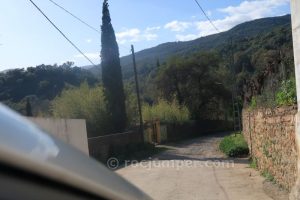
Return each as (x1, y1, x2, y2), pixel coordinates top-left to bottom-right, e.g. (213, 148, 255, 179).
(117, 132, 288, 200)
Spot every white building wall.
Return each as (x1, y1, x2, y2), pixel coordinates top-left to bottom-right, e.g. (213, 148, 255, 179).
(290, 1, 300, 199)
(28, 117, 89, 155)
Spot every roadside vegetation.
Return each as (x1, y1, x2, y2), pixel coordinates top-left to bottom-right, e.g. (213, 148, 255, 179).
(52, 82, 112, 136)
(219, 132, 249, 157)
(262, 170, 275, 182)
(249, 157, 258, 169)
(275, 78, 297, 106)
(52, 82, 141, 137)
(142, 99, 190, 124)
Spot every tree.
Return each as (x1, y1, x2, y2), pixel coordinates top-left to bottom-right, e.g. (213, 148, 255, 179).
(101, 0, 127, 133)
(26, 97, 33, 117)
(156, 58, 160, 68)
(157, 52, 231, 120)
(52, 83, 112, 137)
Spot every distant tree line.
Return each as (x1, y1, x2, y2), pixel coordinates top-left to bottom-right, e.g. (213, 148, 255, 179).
(0, 62, 97, 115)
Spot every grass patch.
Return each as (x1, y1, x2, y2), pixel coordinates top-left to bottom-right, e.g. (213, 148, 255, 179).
(262, 170, 275, 182)
(249, 157, 257, 169)
(219, 132, 249, 157)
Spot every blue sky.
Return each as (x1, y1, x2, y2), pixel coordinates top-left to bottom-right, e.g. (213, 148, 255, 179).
(0, 0, 291, 70)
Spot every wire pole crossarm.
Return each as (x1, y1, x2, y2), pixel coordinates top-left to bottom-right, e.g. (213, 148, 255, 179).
(131, 45, 144, 142)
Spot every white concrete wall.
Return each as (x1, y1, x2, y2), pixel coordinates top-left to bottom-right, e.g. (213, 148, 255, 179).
(290, 1, 300, 199)
(27, 117, 89, 155)
(291, 0, 300, 110)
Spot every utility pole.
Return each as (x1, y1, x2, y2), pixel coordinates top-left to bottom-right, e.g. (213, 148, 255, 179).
(131, 45, 144, 142)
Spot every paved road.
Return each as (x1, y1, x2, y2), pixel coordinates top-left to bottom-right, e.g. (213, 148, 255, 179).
(117, 132, 273, 200)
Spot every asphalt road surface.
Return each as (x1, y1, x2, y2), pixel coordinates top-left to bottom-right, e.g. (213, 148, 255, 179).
(117, 132, 274, 200)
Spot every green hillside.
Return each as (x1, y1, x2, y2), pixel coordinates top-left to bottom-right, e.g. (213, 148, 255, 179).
(117, 14, 294, 107)
(88, 14, 291, 79)
(0, 14, 295, 121)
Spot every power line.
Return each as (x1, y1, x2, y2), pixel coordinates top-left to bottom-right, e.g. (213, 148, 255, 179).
(48, 0, 131, 56)
(28, 0, 98, 67)
(48, 0, 101, 34)
(193, 0, 220, 33)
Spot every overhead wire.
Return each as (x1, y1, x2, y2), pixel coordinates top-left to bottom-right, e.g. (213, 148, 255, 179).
(193, 0, 220, 33)
(28, 0, 98, 67)
(48, 0, 131, 56)
(48, 0, 101, 34)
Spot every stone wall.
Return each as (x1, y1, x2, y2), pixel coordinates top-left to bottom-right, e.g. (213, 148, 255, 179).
(89, 120, 232, 161)
(242, 106, 298, 190)
(28, 117, 89, 155)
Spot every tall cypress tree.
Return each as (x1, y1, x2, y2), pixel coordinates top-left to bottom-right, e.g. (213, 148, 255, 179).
(26, 97, 33, 117)
(101, 0, 127, 133)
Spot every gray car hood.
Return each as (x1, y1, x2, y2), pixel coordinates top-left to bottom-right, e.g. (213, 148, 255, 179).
(0, 104, 150, 200)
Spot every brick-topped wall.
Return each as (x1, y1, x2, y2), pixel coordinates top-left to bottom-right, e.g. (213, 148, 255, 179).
(242, 106, 298, 190)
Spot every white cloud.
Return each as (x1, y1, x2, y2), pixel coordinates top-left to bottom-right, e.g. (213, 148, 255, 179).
(195, 0, 290, 36)
(145, 26, 161, 32)
(116, 29, 141, 40)
(116, 27, 159, 44)
(85, 39, 92, 43)
(176, 34, 199, 41)
(219, 0, 289, 16)
(164, 21, 192, 32)
(74, 52, 100, 60)
(144, 33, 158, 41)
(173, 0, 289, 41)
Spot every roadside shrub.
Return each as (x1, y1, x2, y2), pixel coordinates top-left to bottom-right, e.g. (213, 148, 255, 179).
(262, 170, 275, 182)
(219, 132, 249, 157)
(249, 96, 257, 109)
(52, 82, 112, 137)
(276, 78, 297, 106)
(249, 157, 257, 169)
(124, 84, 139, 127)
(142, 99, 190, 124)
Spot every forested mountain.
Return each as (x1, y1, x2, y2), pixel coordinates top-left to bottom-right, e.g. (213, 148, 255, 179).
(114, 14, 294, 109)
(151, 22, 294, 119)
(0, 14, 294, 120)
(88, 15, 291, 79)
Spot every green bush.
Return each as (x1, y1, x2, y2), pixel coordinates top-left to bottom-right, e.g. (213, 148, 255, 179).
(249, 157, 257, 169)
(52, 82, 112, 136)
(276, 78, 297, 106)
(262, 170, 275, 182)
(219, 132, 249, 157)
(142, 99, 190, 124)
(249, 96, 257, 109)
(124, 84, 139, 127)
